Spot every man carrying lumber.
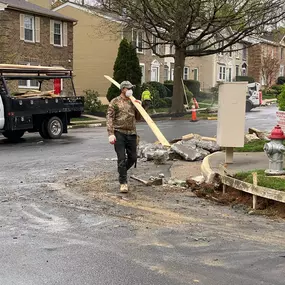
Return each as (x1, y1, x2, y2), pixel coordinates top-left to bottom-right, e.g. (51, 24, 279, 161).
(107, 81, 142, 193)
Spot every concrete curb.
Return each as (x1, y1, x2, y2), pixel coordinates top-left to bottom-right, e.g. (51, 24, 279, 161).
(68, 122, 106, 129)
(201, 151, 223, 183)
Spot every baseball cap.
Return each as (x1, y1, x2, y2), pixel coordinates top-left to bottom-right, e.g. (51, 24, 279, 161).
(120, 81, 135, 89)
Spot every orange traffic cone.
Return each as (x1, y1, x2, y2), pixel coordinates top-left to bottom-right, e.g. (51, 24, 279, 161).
(191, 104, 197, 122)
(193, 98, 199, 109)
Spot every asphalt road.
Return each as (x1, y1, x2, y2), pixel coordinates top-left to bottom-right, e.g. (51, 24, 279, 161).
(138, 105, 279, 141)
(0, 105, 284, 285)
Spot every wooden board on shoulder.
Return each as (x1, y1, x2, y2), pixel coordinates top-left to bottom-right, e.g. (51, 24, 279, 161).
(104, 75, 170, 147)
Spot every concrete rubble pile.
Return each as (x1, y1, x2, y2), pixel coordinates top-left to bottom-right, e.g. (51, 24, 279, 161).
(245, 128, 270, 143)
(137, 133, 221, 163)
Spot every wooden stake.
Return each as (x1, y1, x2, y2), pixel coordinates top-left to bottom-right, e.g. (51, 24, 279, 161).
(252, 172, 258, 210)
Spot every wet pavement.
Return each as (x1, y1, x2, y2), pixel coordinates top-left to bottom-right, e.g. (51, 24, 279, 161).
(0, 105, 284, 285)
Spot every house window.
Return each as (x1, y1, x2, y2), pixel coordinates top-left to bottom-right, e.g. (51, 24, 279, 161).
(218, 41, 224, 55)
(281, 48, 284, 60)
(132, 30, 143, 53)
(193, 68, 199, 81)
(18, 63, 39, 88)
(54, 21, 62, 46)
(140, 63, 145, 83)
(184, 67, 189, 80)
(218, 65, 226, 81)
(236, 65, 239, 77)
(164, 65, 169, 81)
(227, 67, 232, 82)
(24, 15, 35, 42)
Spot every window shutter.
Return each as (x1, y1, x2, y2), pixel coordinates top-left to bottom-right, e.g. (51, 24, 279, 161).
(20, 14, 24, 40)
(50, 19, 54, 45)
(63, 22, 68, 47)
(35, 17, 40, 43)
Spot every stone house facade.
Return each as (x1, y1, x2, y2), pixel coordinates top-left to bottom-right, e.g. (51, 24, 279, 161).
(0, 0, 76, 90)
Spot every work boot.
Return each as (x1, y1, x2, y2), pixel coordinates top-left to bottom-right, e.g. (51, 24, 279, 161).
(120, 184, 129, 193)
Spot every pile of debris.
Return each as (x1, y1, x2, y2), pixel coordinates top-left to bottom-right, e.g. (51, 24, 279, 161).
(244, 128, 270, 143)
(138, 133, 221, 163)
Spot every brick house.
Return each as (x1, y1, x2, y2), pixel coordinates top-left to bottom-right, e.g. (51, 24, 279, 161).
(248, 33, 285, 86)
(0, 0, 76, 90)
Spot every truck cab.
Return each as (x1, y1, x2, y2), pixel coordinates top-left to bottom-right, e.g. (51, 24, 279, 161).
(246, 82, 262, 112)
(0, 64, 84, 141)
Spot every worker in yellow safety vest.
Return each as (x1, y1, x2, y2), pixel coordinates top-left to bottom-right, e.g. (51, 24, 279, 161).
(141, 87, 152, 110)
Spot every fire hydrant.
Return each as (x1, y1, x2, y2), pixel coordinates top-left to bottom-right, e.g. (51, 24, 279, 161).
(264, 125, 285, 176)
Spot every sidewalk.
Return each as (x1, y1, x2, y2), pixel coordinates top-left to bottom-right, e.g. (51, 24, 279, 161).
(202, 151, 272, 182)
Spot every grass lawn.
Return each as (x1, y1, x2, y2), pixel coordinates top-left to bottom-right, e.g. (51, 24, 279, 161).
(235, 170, 285, 191)
(235, 140, 267, 152)
(235, 140, 285, 152)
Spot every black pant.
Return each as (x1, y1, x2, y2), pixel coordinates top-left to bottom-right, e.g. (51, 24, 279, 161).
(114, 131, 137, 184)
(142, 100, 151, 110)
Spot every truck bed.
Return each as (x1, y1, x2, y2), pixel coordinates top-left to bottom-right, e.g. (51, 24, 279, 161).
(3, 95, 84, 131)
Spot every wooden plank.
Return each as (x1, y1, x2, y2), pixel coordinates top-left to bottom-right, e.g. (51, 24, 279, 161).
(221, 175, 285, 204)
(0, 64, 66, 70)
(104, 75, 171, 147)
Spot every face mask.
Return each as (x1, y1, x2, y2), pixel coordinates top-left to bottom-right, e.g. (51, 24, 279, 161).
(126, 89, 133, 97)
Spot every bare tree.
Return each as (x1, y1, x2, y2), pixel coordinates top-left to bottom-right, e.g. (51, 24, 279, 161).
(90, 0, 285, 112)
(261, 55, 280, 88)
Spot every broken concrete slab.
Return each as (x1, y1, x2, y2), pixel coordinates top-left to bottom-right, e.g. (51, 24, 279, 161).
(245, 133, 260, 144)
(248, 128, 270, 141)
(195, 140, 221, 153)
(171, 143, 209, 161)
(153, 150, 169, 165)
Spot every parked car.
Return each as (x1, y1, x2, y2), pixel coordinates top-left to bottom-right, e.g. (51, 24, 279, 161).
(246, 82, 262, 112)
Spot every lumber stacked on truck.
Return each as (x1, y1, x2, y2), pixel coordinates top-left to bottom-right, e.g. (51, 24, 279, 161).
(13, 90, 60, 99)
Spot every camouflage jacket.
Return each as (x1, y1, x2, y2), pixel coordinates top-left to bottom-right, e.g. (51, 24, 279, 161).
(106, 95, 141, 135)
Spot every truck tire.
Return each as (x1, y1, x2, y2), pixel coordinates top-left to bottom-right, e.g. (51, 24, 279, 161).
(246, 101, 252, 112)
(3, 130, 25, 141)
(46, 116, 63, 139)
(39, 119, 50, 139)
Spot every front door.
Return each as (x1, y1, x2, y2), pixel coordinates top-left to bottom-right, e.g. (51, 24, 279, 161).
(151, 66, 159, 82)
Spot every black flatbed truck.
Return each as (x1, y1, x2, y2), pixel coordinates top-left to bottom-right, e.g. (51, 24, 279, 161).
(0, 65, 84, 141)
